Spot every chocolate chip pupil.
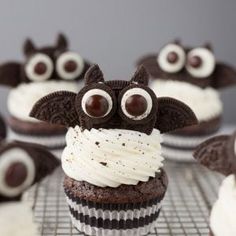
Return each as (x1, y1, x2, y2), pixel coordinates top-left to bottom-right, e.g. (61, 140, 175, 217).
(34, 62, 47, 75)
(5, 162, 27, 188)
(64, 60, 77, 73)
(125, 94, 148, 117)
(167, 51, 179, 63)
(189, 55, 202, 68)
(85, 95, 109, 117)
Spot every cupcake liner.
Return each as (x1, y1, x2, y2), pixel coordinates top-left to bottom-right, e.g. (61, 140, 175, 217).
(65, 189, 162, 236)
(162, 128, 226, 149)
(162, 145, 195, 162)
(8, 129, 66, 149)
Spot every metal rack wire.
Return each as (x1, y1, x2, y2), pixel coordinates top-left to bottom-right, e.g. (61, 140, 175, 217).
(27, 162, 223, 236)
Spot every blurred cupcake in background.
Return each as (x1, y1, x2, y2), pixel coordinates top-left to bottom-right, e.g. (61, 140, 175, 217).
(0, 115, 59, 235)
(30, 65, 197, 235)
(136, 40, 236, 161)
(0, 33, 91, 155)
(194, 131, 236, 236)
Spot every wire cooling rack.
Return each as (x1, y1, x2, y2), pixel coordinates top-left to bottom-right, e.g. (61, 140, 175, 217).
(26, 162, 223, 236)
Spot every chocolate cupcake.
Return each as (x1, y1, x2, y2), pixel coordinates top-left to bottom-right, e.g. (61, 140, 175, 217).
(0, 33, 91, 154)
(30, 64, 197, 235)
(136, 40, 236, 161)
(194, 131, 236, 236)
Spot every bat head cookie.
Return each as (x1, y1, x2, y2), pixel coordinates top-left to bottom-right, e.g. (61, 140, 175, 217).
(30, 64, 197, 134)
(136, 40, 236, 89)
(194, 131, 236, 176)
(0, 137, 60, 202)
(0, 33, 91, 87)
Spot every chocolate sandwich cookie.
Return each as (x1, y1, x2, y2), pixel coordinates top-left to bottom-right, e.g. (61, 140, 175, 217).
(0, 33, 92, 154)
(30, 64, 197, 235)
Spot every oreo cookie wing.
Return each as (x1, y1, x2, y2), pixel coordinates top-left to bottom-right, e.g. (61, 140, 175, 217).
(0, 62, 21, 87)
(193, 133, 236, 176)
(136, 54, 161, 78)
(155, 97, 198, 133)
(30, 91, 79, 128)
(213, 62, 236, 89)
(0, 141, 59, 202)
(0, 114, 6, 141)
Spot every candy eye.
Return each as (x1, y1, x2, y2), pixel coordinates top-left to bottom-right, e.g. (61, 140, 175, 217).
(157, 44, 186, 73)
(56, 52, 84, 80)
(121, 88, 152, 120)
(25, 53, 53, 82)
(0, 148, 35, 197)
(186, 48, 215, 78)
(82, 89, 113, 118)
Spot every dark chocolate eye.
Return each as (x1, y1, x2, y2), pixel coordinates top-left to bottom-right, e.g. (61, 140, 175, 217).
(121, 88, 152, 120)
(56, 52, 84, 80)
(82, 89, 113, 118)
(25, 53, 53, 82)
(158, 44, 186, 73)
(0, 148, 35, 197)
(186, 48, 215, 78)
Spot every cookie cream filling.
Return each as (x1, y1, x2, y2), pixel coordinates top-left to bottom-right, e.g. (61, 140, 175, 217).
(210, 174, 236, 236)
(7, 80, 82, 122)
(62, 126, 164, 188)
(150, 80, 222, 122)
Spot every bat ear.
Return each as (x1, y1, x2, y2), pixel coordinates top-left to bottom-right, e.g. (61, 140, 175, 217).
(56, 33, 68, 51)
(130, 65, 149, 86)
(23, 38, 36, 56)
(173, 38, 181, 45)
(212, 63, 236, 89)
(193, 135, 234, 176)
(155, 97, 198, 133)
(0, 62, 21, 87)
(204, 42, 213, 52)
(30, 91, 79, 128)
(85, 64, 105, 85)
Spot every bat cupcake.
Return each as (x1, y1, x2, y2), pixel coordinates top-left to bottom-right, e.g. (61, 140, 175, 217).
(194, 131, 236, 236)
(0, 116, 59, 236)
(30, 64, 197, 235)
(136, 40, 236, 161)
(0, 33, 91, 153)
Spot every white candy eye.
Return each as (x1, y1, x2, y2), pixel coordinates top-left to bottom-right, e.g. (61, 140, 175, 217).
(121, 88, 152, 120)
(0, 148, 35, 197)
(158, 44, 186, 73)
(186, 48, 215, 78)
(82, 89, 113, 118)
(56, 52, 84, 80)
(25, 53, 53, 82)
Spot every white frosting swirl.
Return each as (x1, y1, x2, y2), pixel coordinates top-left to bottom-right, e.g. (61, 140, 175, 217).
(210, 174, 236, 236)
(150, 80, 222, 122)
(7, 80, 82, 122)
(62, 126, 164, 188)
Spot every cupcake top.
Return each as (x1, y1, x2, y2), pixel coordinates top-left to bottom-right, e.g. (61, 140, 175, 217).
(210, 174, 236, 236)
(30, 64, 197, 187)
(136, 40, 236, 89)
(62, 127, 163, 187)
